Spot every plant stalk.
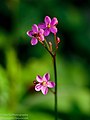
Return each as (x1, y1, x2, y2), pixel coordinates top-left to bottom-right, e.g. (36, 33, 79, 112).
(53, 54, 58, 120)
(42, 39, 58, 120)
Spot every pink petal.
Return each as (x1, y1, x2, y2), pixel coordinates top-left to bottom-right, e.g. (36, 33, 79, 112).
(39, 29, 44, 34)
(27, 30, 33, 37)
(35, 83, 42, 91)
(41, 86, 48, 95)
(39, 34, 44, 41)
(51, 17, 58, 26)
(36, 75, 43, 82)
(50, 26, 57, 34)
(38, 23, 46, 29)
(47, 81, 55, 88)
(32, 24, 38, 33)
(44, 16, 51, 24)
(43, 73, 50, 81)
(44, 28, 50, 36)
(31, 38, 38, 45)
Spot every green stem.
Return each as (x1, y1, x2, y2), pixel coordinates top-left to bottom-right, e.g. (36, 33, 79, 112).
(53, 54, 58, 120)
(42, 39, 58, 119)
(42, 42, 54, 57)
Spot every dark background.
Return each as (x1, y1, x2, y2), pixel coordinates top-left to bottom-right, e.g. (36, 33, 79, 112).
(0, 0, 90, 120)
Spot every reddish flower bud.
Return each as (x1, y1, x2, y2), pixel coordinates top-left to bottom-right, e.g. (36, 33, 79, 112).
(56, 37, 60, 43)
(33, 80, 38, 85)
(56, 37, 60, 49)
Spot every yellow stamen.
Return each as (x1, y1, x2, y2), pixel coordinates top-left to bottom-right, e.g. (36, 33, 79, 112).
(47, 24, 50, 28)
(42, 81, 47, 86)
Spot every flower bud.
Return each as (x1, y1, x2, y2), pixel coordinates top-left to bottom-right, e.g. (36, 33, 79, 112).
(49, 42, 52, 52)
(33, 80, 38, 85)
(56, 37, 60, 49)
(56, 37, 60, 43)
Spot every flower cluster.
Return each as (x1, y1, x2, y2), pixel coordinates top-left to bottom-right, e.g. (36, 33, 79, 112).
(27, 16, 60, 47)
(27, 16, 60, 95)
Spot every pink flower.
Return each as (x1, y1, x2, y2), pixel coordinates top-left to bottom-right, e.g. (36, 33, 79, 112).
(27, 24, 44, 45)
(35, 73, 55, 95)
(38, 16, 58, 36)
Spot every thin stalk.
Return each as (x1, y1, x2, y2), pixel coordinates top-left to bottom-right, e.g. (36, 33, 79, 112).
(41, 42, 54, 57)
(41, 39, 58, 120)
(54, 34, 57, 46)
(44, 39, 50, 49)
(53, 54, 58, 120)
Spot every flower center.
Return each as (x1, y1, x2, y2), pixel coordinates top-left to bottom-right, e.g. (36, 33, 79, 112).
(47, 24, 50, 28)
(33, 33, 38, 37)
(42, 81, 47, 86)
(33, 33, 40, 40)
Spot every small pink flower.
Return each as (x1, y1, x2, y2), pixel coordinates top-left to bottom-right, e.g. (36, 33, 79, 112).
(35, 73, 55, 95)
(27, 24, 44, 45)
(38, 16, 58, 36)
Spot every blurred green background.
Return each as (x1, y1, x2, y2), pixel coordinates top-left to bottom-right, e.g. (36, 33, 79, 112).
(0, 0, 90, 120)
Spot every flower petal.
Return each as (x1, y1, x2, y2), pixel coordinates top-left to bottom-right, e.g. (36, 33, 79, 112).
(41, 86, 48, 95)
(31, 38, 38, 45)
(36, 75, 43, 82)
(35, 83, 42, 91)
(43, 73, 50, 81)
(32, 24, 38, 33)
(39, 34, 44, 41)
(38, 23, 46, 29)
(44, 28, 50, 36)
(44, 16, 51, 24)
(27, 30, 33, 37)
(51, 17, 58, 26)
(50, 26, 57, 34)
(47, 81, 55, 88)
(39, 29, 44, 34)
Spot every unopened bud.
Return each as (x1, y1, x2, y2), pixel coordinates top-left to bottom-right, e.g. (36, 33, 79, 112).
(33, 80, 38, 84)
(56, 37, 60, 43)
(49, 42, 52, 52)
(56, 37, 60, 49)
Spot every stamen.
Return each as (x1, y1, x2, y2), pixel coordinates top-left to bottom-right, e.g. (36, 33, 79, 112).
(47, 24, 50, 28)
(42, 81, 47, 86)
